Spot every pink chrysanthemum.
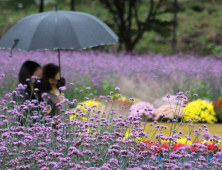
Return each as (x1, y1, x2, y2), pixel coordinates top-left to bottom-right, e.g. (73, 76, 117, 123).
(129, 101, 156, 119)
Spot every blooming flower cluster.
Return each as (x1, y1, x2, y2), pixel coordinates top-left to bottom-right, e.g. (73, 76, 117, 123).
(128, 93, 186, 121)
(143, 140, 220, 154)
(1, 84, 222, 169)
(73, 100, 105, 114)
(129, 101, 155, 119)
(69, 100, 105, 121)
(110, 93, 220, 125)
(183, 99, 217, 124)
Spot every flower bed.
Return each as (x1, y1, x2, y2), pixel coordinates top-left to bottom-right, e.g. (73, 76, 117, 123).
(1, 85, 222, 169)
(143, 139, 220, 153)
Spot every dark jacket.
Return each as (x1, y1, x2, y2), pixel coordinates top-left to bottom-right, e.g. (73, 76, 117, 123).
(45, 92, 68, 118)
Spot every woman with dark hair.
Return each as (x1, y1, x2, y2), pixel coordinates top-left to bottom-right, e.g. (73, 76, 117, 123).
(16, 60, 43, 102)
(14, 60, 45, 126)
(41, 63, 66, 118)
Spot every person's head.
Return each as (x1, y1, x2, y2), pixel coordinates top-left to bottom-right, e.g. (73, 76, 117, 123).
(42, 63, 60, 92)
(18, 60, 42, 87)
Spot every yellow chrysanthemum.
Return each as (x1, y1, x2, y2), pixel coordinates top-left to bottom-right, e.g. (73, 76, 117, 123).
(183, 99, 217, 124)
(77, 100, 105, 113)
(201, 140, 214, 144)
(159, 138, 192, 145)
(200, 139, 222, 146)
(69, 114, 88, 121)
(112, 94, 128, 101)
(177, 138, 192, 145)
(123, 130, 130, 140)
(69, 100, 105, 121)
(123, 130, 142, 141)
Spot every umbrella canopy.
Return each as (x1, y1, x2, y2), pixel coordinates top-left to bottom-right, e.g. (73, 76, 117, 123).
(0, 9, 118, 52)
(0, 8, 118, 89)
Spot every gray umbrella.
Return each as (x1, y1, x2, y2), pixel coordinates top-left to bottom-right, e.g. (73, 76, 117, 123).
(0, 7, 118, 73)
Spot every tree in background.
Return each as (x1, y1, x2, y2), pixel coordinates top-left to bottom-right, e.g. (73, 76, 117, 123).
(99, 0, 176, 52)
(39, 0, 44, 12)
(70, 0, 75, 11)
(172, 0, 178, 53)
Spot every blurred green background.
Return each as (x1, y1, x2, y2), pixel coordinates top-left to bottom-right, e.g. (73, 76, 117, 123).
(1, 0, 222, 56)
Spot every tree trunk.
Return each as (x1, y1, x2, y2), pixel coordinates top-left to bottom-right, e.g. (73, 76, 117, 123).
(125, 41, 134, 52)
(39, 0, 44, 13)
(172, 0, 178, 53)
(71, 0, 75, 11)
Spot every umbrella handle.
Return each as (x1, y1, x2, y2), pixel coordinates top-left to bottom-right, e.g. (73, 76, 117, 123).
(9, 39, 19, 57)
(58, 49, 61, 79)
(55, 4, 58, 11)
(58, 49, 61, 94)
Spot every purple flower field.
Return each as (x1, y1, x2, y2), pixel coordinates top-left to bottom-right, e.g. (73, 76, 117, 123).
(0, 50, 221, 101)
(0, 50, 222, 169)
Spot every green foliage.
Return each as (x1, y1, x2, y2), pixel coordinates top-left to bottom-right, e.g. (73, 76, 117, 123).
(190, 82, 221, 101)
(3, 0, 36, 10)
(190, 83, 210, 99)
(64, 79, 116, 103)
(98, 0, 176, 51)
(190, 5, 205, 12)
(102, 79, 116, 96)
(1, 0, 222, 54)
(215, 107, 222, 123)
(207, 43, 222, 57)
(150, 20, 174, 38)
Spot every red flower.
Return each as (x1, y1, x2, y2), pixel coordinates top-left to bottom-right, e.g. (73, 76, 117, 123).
(154, 141, 169, 154)
(173, 143, 184, 151)
(190, 140, 200, 152)
(142, 140, 220, 154)
(204, 143, 219, 153)
(191, 145, 197, 152)
(213, 99, 222, 108)
(161, 142, 169, 150)
(144, 141, 150, 145)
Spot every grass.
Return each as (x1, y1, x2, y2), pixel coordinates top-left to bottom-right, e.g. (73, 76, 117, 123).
(1, 0, 222, 55)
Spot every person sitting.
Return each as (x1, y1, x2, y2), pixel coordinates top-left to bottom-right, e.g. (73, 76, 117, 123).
(41, 63, 67, 119)
(14, 60, 43, 103)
